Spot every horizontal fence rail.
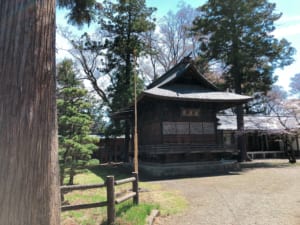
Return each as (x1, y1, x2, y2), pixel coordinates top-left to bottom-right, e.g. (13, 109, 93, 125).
(61, 172, 139, 225)
(61, 201, 107, 211)
(115, 177, 136, 185)
(61, 183, 106, 192)
(115, 192, 136, 204)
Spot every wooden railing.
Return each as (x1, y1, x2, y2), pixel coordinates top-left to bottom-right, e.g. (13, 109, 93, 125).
(140, 144, 237, 154)
(61, 172, 139, 225)
(248, 151, 285, 159)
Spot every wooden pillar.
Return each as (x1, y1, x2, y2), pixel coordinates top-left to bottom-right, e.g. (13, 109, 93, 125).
(265, 135, 269, 151)
(160, 103, 165, 144)
(131, 122, 134, 162)
(106, 176, 115, 225)
(296, 134, 299, 153)
(133, 54, 139, 173)
(260, 135, 264, 152)
(132, 172, 139, 205)
(236, 105, 247, 161)
(124, 120, 130, 162)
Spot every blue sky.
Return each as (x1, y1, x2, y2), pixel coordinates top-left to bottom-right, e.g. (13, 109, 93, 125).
(56, 0, 300, 91)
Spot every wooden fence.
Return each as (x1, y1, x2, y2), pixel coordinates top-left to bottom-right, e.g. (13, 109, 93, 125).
(61, 172, 139, 225)
(248, 151, 285, 159)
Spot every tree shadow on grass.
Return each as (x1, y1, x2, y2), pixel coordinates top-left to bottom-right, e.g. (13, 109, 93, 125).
(88, 163, 133, 181)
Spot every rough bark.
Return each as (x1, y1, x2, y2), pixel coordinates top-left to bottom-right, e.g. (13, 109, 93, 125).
(0, 1, 60, 224)
(233, 80, 247, 161)
(236, 105, 248, 161)
(232, 42, 248, 162)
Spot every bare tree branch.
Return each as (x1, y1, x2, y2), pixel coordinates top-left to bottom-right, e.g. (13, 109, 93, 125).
(58, 28, 111, 108)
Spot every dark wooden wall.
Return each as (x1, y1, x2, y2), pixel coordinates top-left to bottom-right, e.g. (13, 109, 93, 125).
(138, 98, 221, 146)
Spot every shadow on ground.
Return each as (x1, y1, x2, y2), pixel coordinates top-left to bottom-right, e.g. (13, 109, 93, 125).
(239, 159, 296, 169)
(87, 163, 133, 181)
(87, 159, 298, 182)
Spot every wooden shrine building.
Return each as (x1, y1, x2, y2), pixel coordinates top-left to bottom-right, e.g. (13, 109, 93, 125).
(112, 57, 252, 176)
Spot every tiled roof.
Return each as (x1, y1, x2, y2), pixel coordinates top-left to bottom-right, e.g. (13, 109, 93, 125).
(147, 57, 218, 90)
(143, 86, 252, 102)
(143, 57, 252, 103)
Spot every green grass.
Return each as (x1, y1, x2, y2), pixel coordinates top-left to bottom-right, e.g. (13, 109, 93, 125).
(61, 164, 187, 225)
(114, 201, 158, 225)
(63, 165, 131, 185)
(159, 190, 187, 215)
(138, 182, 188, 216)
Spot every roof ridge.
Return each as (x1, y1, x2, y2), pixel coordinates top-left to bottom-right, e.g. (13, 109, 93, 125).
(147, 60, 189, 89)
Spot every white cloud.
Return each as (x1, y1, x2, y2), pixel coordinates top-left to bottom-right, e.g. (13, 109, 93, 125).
(278, 15, 300, 24)
(275, 51, 300, 91)
(56, 33, 73, 62)
(273, 24, 300, 38)
(273, 15, 300, 92)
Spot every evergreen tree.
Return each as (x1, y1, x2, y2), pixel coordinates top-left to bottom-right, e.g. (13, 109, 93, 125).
(192, 0, 295, 96)
(57, 59, 98, 185)
(88, 96, 108, 134)
(192, 0, 295, 161)
(57, 0, 155, 161)
(57, 0, 101, 26)
(98, 0, 155, 108)
(97, 0, 156, 160)
(0, 0, 100, 223)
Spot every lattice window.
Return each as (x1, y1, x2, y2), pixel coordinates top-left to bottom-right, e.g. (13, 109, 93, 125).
(162, 121, 215, 135)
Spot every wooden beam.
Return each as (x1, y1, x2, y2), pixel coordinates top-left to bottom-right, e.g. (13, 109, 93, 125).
(115, 192, 136, 204)
(61, 202, 107, 211)
(106, 176, 115, 225)
(114, 177, 136, 185)
(61, 183, 105, 192)
(132, 172, 139, 205)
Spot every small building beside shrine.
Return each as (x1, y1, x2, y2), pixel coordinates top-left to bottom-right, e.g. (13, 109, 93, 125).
(218, 115, 300, 159)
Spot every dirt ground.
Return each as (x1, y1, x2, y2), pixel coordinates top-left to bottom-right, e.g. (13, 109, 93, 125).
(153, 159, 300, 225)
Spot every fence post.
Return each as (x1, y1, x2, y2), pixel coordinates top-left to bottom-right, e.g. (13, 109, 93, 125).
(106, 176, 115, 225)
(132, 172, 139, 205)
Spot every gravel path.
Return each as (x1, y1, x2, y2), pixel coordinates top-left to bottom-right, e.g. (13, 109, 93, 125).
(153, 160, 300, 225)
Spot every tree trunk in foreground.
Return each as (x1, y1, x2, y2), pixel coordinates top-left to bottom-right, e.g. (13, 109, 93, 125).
(0, 1, 60, 225)
(237, 105, 248, 162)
(233, 57, 247, 162)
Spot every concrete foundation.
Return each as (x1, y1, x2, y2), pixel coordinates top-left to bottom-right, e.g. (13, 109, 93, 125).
(139, 160, 239, 178)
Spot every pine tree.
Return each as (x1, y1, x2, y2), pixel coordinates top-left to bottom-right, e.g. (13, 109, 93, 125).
(98, 0, 156, 160)
(57, 0, 101, 26)
(57, 59, 98, 185)
(192, 0, 295, 96)
(192, 0, 295, 161)
(98, 0, 155, 107)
